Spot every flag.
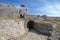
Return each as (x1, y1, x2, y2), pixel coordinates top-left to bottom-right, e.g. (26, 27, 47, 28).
(20, 4, 25, 7)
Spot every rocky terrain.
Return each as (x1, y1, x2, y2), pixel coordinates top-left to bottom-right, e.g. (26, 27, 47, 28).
(0, 20, 25, 40)
(23, 30, 48, 40)
(0, 3, 60, 40)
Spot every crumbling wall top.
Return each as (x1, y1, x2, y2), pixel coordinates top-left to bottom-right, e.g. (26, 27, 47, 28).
(0, 3, 19, 18)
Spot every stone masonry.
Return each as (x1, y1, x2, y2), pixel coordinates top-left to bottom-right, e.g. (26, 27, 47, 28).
(0, 20, 25, 40)
(0, 3, 58, 40)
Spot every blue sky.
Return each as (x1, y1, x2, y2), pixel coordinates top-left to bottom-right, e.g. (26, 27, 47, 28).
(0, 0, 60, 17)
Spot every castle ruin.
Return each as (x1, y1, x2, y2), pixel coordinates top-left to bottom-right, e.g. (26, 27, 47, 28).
(0, 3, 59, 40)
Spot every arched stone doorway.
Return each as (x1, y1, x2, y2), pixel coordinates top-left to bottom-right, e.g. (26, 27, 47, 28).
(27, 20, 35, 31)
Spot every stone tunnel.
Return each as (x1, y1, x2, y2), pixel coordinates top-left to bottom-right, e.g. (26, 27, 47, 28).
(24, 15, 43, 31)
(24, 15, 56, 36)
(27, 20, 34, 30)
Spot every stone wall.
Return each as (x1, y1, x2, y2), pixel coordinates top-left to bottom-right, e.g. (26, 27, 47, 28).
(0, 3, 19, 18)
(0, 20, 26, 40)
(34, 23, 56, 35)
(24, 15, 43, 21)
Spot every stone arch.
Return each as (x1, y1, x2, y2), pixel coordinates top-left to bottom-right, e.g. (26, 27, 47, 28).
(24, 19, 35, 31)
(27, 20, 34, 31)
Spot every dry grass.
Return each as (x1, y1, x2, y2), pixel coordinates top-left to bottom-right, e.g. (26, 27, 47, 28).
(55, 22, 60, 32)
(43, 19, 60, 32)
(0, 18, 24, 22)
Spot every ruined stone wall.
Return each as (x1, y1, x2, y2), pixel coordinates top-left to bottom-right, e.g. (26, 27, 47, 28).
(24, 15, 43, 21)
(0, 3, 19, 18)
(0, 20, 26, 40)
(34, 23, 56, 34)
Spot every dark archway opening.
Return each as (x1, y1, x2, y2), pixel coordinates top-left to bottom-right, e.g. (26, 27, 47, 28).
(20, 14, 24, 18)
(27, 20, 34, 31)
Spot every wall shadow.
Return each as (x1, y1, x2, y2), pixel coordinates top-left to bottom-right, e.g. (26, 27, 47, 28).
(27, 21, 53, 36)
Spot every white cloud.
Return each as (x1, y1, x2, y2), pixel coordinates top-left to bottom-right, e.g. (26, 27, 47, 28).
(15, 0, 60, 17)
(15, 5, 20, 10)
(35, 3, 60, 17)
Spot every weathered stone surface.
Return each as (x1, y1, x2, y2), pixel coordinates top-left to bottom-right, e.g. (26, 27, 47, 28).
(0, 20, 25, 40)
(0, 3, 19, 18)
(0, 3, 58, 40)
(23, 30, 48, 40)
